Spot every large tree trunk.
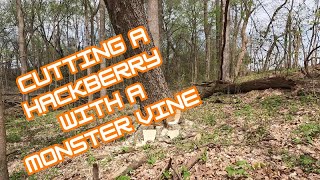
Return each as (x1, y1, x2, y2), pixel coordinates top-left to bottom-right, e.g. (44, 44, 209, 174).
(104, 0, 172, 125)
(0, 83, 9, 179)
(16, 0, 28, 102)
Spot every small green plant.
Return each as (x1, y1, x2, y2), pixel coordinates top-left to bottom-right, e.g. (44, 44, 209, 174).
(101, 156, 113, 167)
(44, 167, 59, 179)
(200, 151, 208, 163)
(147, 155, 157, 165)
(245, 126, 269, 144)
(292, 137, 302, 144)
(235, 104, 254, 117)
(288, 104, 299, 115)
(282, 152, 320, 173)
(285, 114, 294, 121)
(10, 170, 28, 180)
(198, 132, 218, 146)
(118, 136, 126, 141)
(121, 146, 130, 153)
(162, 170, 172, 179)
(225, 160, 251, 178)
(142, 144, 152, 150)
(299, 155, 316, 167)
(260, 95, 283, 114)
(219, 124, 233, 134)
(156, 150, 166, 160)
(7, 133, 21, 143)
(299, 94, 318, 104)
(86, 150, 97, 165)
(28, 175, 37, 180)
(203, 112, 216, 126)
(116, 175, 130, 180)
(282, 151, 297, 168)
(294, 123, 320, 144)
(181, 166, 191, 180)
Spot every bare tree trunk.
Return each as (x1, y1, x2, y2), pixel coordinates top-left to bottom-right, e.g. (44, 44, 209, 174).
(283, 0, 293, 70)
(73, 15, 79, 89)
(86, 0, 99, 101)
(16, 0, 28, 102)
(311, 1, 319, 66)
(235, 2, 253, 77)
(287, 0, 294, 69)
(220, 0, 231, 81)
(312, 32, 318, 66)
(293, 28, 300, 68)
(263, 37, 278, 71)
(84, 0, 93, 103)
(0, 80, 9, 179)
(235, 16, 249, 77)
(230, 5, 241, 78)
(204, 0, 212, 81)
(99, 0, 107, 98)
(104, 0, 172, 126)
(147, 0, 160, 48)
(158, 0, 164, 48)
(55, 22, 64, 58)
(304, 2, 319, 76)
(193, 52, 198, 83)
(191, 6, 198, 83)
(215, 0, 222, 78)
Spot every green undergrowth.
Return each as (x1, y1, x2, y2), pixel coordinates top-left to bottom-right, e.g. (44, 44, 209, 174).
(282, 152, 320, 174)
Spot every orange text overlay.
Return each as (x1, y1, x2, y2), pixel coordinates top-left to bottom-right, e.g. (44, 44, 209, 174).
(17, 26, 203, 175)
(22, 47, 162, 121)
(24, 116, 135, 175)
(24, 86, 202, 175)
(16, 26, 150, 94)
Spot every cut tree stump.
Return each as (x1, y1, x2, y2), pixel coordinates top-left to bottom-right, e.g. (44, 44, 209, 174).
(197, 77, 296, 99)
(93, 163, 99, 180)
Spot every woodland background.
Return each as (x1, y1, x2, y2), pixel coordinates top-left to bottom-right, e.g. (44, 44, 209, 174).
(0, 0, 320, 179)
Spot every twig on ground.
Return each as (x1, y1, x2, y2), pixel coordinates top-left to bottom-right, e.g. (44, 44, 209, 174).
(185, 148, 207, 171)
(171, 159, 183, 180)
(110, 155, 147, 179)
(156, 158, 172, 180)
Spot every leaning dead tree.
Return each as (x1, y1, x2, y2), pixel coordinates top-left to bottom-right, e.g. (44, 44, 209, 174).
(304, 45, 320, 78)
(197, 77, 296, 99)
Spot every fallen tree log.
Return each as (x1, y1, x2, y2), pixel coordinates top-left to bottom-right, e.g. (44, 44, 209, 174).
(197, 77, 296, 99)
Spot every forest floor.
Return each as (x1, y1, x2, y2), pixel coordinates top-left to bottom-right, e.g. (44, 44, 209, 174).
(5, 72, 320, 180)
